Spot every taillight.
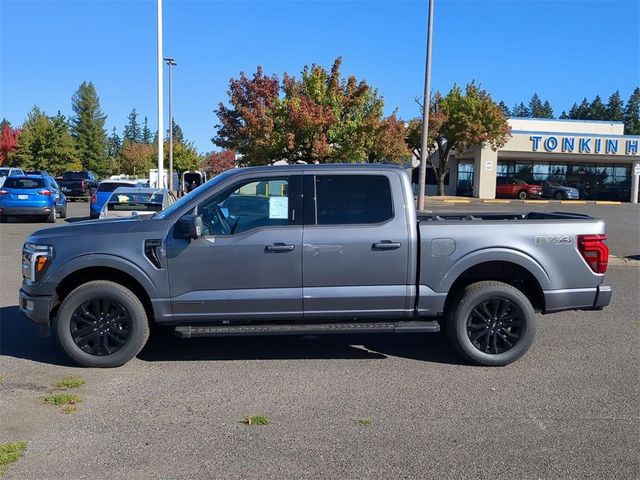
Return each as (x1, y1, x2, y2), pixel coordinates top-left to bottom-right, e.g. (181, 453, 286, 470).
(82, 179, 86, 189)
(38, 190, 52, 196)
(91, 192, 97, 204)
(0, 189, 8, 195)
(577, 234, 608, 274)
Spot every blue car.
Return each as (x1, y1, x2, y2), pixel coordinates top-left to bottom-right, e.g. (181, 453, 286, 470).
(90, 180, 138, 218)
(0, 175, 67, 223)
(541, 180, 580, 200)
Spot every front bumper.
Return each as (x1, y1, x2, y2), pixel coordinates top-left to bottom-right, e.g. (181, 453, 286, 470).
(19, 288, 52, 325)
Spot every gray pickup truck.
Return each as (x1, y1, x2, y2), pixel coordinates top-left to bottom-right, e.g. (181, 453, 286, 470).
(19, 164, 612, 367)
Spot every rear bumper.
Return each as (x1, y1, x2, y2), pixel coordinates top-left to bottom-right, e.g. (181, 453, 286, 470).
(543, 285, 612, 313)
(1, 205, 54, 215)
(19, 288, 52, 325)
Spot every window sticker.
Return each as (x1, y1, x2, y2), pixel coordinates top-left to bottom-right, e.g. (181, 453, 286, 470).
(269, 196, 288, 219)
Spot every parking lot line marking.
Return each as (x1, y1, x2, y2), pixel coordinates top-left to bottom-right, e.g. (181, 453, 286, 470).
(561, 200, 587, 204)
(445, 199, 471, 203)
(524, 200, 549, 204)
(595, 201, 622, 205)
(483, 199, 510, 203)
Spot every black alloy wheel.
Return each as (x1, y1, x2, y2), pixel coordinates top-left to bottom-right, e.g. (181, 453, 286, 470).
(466, 297, 523, 355)
(554, 191, 564, 200)
(70, 298, 132, 356)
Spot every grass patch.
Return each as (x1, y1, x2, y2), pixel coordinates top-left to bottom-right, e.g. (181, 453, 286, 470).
(54, 377, 85, 389)
(0, 442, 28, 475)
(241, 415, 271, 426)
(356, 418, 373, 427)
(44, 393, 82, 406)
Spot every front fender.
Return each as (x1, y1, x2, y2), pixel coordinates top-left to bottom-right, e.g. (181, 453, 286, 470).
(437, 248, 552, 293)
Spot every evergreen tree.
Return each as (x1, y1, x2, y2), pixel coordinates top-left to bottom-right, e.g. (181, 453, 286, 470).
(167, 119, 184, 143)
(573, 98, 591, 119)
(529, 94, 544, 117)
(606, 90, 625, 121)
(498, 101, 510, 116)
(142, 116, 153, 144)
(624, 87, 640, 134)
(511, 102, 530, 117)
(559, 110, 569, 119)
(539, 100, 554, 118)
(123, 108, 142, 143)
(0, 118, 10, 130)
(106, 127, 122, 175)
(589, 95, 607, 120)
(70, 81, 108, 174)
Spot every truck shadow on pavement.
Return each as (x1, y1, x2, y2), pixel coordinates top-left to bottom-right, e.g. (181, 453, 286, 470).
(0, 306, 73, 366)
(0, 305, 463, 366)
(139, 328, 464, 365)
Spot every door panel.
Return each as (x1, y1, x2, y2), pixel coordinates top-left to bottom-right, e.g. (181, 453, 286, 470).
(302, 173, 410, 319)
(166, 175, 303, 322)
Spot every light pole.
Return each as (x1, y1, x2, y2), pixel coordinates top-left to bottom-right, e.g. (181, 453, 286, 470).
(164, 57, 177, 191)
(156, 0, 164, 188)
(417, 0, 435, 212)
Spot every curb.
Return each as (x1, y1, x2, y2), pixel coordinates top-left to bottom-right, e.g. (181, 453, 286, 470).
(608, 256, 640, 268)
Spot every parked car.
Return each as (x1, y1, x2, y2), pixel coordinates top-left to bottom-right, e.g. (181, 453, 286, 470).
(19, 164, 612, 368)
(496, 176, 542, 199)
(541, 181, 580, 200)
(0, 175, 66, 223)
(98, 187, 176, 219)
(90, 180, 138, 219)
(0, 167, 25, 187)
(57, 171, 99, 200)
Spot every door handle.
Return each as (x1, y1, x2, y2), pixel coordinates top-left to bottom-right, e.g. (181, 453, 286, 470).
(265, 243, 295, 252)
(372, 241, 401, 250)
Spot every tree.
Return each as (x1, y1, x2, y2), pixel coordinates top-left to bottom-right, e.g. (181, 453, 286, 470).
(142, 116, 153, 145)
(606, 90, 625, 121)
(0, 121, 21, 166)
(168, 141, 200, 172)
(168, 120, 184, 143)
(201, 150, 237, 176)
(9, 107, 78, 174)
(70, 81, 108, 174)
(589, 95, 607, 120)
(624, 87, 640, 135)
(214, 58, 406, 164)
(568, 98, 591, 119)
(511, 102, 530, 117)
(366, 113, 410, 163)
(106, 127, 122, 173)
(529, 94, 543, 117)
(123, 108, 142, 144)
(119, 140, 155, 176)
(540, 100, 554, 118)
(498, 101, 510, 116)
(408, 83, 510, 195)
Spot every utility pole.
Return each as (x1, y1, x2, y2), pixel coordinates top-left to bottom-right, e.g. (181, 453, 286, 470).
(164, 57, 177, 191)
(417, 0, 435, 211)
(156, 0, 164, 188)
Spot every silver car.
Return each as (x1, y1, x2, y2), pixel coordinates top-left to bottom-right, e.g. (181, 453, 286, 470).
(98, 187, 176, 219)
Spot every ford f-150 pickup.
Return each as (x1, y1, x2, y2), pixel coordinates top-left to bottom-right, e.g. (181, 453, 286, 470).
(19, 164, 612, 367)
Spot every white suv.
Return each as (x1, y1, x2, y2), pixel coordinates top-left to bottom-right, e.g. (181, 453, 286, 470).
(0, 167, 25, 187)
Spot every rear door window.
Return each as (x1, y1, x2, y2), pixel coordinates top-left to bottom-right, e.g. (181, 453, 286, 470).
(313, 175, 393, 225)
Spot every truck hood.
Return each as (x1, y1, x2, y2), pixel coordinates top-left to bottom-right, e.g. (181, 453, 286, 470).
(28, 216, 148, 242)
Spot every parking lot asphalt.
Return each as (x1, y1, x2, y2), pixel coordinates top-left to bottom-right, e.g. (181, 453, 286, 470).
(1, 203, 639, 480)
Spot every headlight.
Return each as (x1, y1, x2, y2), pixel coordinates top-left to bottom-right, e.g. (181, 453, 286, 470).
(22, 242, 54, 283)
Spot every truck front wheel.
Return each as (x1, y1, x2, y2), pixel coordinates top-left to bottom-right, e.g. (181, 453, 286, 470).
(56, 281, 150, 367)
(446, 281, 536, 366)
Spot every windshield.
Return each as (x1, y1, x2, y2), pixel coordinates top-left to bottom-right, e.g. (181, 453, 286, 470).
(156, 170, 235, 219)
(98, 182, 136, 192)
(108, 191, 164, 204)
(513, 178, 526, 185)
(546, 181, 562, 187)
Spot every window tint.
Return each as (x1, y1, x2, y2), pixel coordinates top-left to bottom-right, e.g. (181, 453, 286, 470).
(198, 178, 290, 235)
(98, 182, 135, 192)
(4, 177, 45, 189)
(315, 175, 393, 225)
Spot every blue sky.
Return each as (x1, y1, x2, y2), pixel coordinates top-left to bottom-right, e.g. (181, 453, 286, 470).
(1, 0, 639, 152)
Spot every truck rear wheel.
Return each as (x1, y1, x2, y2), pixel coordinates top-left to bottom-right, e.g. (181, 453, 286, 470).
(56, 280, 150, 367)
(446, 281, 536, 366)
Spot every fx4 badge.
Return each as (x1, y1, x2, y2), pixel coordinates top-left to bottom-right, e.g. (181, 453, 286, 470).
(535, 235, 572, 245)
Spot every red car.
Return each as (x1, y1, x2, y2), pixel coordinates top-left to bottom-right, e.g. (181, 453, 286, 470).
(496, 176, 542, 200)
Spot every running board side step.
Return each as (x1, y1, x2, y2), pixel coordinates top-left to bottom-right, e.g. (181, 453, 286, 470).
(174, 320, 440, 338)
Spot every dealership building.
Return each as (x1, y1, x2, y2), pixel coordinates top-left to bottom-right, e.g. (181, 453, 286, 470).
(417, 118, 640, 202)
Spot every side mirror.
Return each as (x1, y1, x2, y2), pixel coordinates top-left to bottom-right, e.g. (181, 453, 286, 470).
(175, 214, 203, 240)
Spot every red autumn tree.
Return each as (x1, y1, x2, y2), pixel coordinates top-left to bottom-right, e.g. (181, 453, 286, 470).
(0, 121, 21, 166)
(201, 150, 237, 176)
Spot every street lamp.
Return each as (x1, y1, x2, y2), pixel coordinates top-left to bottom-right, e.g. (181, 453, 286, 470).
(164, 57, 177, 191)
(417, 0, 435, 211)
(156, 0, 164, 188)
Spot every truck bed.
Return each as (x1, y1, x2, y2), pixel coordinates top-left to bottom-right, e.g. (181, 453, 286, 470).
(418, 211, 592, 222)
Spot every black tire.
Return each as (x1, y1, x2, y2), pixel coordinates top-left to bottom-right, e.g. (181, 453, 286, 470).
(553, 191, 564, 200)
(59, 205, 67, 219)
(517, 190, 528, 200)
(56, 280, 150, 368)
(46, 210, 56, 223)
(446, 281, 536, 366)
